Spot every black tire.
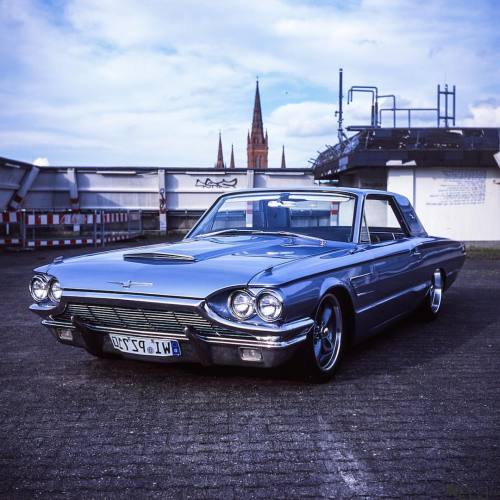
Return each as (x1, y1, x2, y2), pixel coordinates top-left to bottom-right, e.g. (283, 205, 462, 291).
(300, 293, 345, 383)
(417, 269, 444, 321)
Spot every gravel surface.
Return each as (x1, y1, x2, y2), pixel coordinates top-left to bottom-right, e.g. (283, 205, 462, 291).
(1, 244, 499, 498)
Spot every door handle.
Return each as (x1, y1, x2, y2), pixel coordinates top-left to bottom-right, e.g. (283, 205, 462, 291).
(411, 247, 422, 256)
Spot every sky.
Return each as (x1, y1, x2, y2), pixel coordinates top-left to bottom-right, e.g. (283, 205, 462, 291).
(0, 0, 499, 168)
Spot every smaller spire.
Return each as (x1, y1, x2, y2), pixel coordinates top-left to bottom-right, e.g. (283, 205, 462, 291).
(230, 144, 235, 168)
(281, 145, 286, 169)
(215, 131, 225, 169)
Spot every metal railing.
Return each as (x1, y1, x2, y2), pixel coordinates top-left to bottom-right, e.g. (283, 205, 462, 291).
(0, 209, 143, 248)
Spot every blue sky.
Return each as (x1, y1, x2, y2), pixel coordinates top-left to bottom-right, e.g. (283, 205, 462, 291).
(0, 0, 499, 167)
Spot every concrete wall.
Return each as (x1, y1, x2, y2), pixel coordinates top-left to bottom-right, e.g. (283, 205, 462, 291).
(1, 163, 315, 231)
(388, 167, 500, 241)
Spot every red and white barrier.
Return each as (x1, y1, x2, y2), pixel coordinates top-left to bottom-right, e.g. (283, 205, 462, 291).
(330, 202, 339, 226)
(0, 238, 21, 246)
(101, 212, 129, 224)
(1, 210, 138, 247)
(24, 211, 129, 226)
(1, 211, 20, 224)
(25, 233, 137, 248)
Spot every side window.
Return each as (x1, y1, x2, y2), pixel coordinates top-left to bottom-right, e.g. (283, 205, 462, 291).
(361, 196, 408, 244)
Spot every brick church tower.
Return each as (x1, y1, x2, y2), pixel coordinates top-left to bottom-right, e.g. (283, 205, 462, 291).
(247, 80, 268, 169)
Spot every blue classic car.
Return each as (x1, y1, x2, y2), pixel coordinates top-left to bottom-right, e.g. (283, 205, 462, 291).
(30, 188, 465, 380)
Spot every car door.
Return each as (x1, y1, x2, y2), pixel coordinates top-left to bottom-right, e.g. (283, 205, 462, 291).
(359, 194, 421, 332)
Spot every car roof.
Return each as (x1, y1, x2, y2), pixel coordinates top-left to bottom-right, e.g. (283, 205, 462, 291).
(215, 186, 402, 198)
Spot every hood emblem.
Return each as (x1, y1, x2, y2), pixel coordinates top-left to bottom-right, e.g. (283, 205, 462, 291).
(107, 280, 153, 288)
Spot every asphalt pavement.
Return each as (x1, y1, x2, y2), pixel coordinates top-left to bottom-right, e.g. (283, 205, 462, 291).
(0, 244, 499, 498)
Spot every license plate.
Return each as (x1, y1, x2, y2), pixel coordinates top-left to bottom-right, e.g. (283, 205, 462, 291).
(109, 334, 181, 357)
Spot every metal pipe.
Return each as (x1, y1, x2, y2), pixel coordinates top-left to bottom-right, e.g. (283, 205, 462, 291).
(337, 68, 345, 143)
(437, 84, 441, 127)
(445, 84, 449, 127)
(453, 85, 456, 126)
(377, 94, 396, 127)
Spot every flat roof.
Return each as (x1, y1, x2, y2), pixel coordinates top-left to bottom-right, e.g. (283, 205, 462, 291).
(313, 127, 500, 179)
(0, 157, 312, 173)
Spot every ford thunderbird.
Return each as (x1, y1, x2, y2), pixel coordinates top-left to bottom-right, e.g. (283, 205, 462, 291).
(30, 188, 465, 380)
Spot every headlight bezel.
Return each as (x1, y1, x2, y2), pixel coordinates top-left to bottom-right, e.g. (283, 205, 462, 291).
(48, 279, 62, 302)
(227, 289, 283, 323)
(228, 290, 256, 321)
(29, 275, 50, 302)
(30, 275, 63, 303)
(256, 290, 283, 322)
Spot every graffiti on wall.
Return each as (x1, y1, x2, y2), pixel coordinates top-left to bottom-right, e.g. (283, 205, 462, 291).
(195, 177, 238, 189)
(425, 168, 487, 206)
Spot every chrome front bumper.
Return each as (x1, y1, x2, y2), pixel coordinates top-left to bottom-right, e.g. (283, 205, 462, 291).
(31, 291, 313, 368)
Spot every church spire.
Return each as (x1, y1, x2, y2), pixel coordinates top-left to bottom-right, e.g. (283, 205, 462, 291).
(281, 145, 286, 169)
(215, 131, 225, 169)
(251, 79, 264, 142)
(229, 144, 235, 168)
(247, 79, 269, 169)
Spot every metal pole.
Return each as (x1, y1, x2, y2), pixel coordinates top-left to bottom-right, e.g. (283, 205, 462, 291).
(437, 84, 441, 128)
(337, 68, 344, 143)
(93, 210, 97, 247)
(445, 84, 449, 128)
(452, 85, 456, 126)
(21, 210, 26, 249)
(101, 210, 105, 247)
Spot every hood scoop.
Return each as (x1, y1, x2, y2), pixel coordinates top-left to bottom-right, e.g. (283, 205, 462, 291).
(123, 252, 196, 262)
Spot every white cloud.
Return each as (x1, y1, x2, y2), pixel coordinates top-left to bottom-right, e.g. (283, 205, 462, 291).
(463, 101, 500, 127)
(0, 0, 498, 167)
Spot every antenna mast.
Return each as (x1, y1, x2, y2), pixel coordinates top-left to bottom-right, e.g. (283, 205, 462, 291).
(335, 68, 347, 143)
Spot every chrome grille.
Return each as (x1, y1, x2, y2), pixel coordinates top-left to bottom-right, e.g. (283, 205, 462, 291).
(55, 303, 236, 337)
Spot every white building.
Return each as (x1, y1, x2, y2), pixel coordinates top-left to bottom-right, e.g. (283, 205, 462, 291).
(314, 128, 500, 243)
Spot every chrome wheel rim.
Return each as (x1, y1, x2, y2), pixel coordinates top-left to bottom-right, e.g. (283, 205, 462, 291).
(312, 295, 343, 372)
(430, 269, 443, 313)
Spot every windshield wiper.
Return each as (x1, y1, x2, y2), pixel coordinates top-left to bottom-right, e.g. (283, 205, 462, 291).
(194, 228, 326, 244)
(193, 229, 258, 239)
(259, 231, 326, 244)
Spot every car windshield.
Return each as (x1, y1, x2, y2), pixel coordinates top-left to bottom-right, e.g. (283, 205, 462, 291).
(188, 191, 357, 243)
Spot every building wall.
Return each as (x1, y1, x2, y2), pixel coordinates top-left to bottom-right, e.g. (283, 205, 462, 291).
(5, 165, 315, 231)
(388, 167, 500, 241)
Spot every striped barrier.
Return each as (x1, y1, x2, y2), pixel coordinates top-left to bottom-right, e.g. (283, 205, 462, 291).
(0, 210, 141, 248)
(1, 211, 129, 226)
(0, 238, 21, 246)
(1, 212, 20, 224)
(24, 233, 141, 248)
(25, 212, 129, 226)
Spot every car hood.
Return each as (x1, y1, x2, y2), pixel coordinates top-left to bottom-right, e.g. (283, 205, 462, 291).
(36, 235, 354, 299)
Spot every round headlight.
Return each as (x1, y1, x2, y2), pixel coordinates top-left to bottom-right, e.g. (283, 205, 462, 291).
(49, 279, 62, 302)
(256, 292, 283, 322)
(29, 276, 49, 302)
(229, 291, 255, 320)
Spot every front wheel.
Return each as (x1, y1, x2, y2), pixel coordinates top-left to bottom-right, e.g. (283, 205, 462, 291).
(301, 293, 345, 382)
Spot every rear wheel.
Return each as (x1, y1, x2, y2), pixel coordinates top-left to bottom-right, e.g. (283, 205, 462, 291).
(418, 269, 444, 320)
(301, 293, 345, 382)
